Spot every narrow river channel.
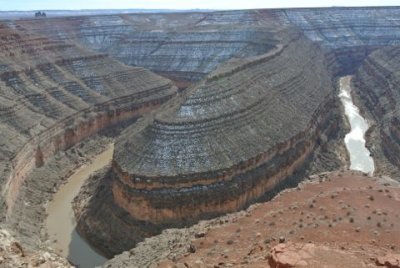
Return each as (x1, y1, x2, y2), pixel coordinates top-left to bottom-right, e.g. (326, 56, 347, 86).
(46, 144, 114, 268)
(339, 76, 375, 175)
(43, 76, 373, 267)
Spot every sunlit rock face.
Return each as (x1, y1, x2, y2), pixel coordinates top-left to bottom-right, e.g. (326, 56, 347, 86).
(282, 7, 400, 74)
(75, 32, 341, 256)
(0, 24, 177, 216)
(10, 7, 400, 82)
(10, 10, 285, 83)
(352, 46, 400, 175)
(3, 5, 400, 260)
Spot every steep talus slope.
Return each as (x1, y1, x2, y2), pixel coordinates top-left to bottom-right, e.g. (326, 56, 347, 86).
(0, 24, 177, 218)
(9, 10, 284, 84)
(73, 32, 342, 257)
(282, 7, 400, 74)
(352, 46, 400, 176)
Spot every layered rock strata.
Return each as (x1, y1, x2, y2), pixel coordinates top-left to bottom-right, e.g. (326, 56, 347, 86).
(74, 34, 341, 256)
(145, 171, 399, 268)
(9, 10, 283, 84)
(7, 7, 400, 84)
(283, 7, 400, 74)
(352, 46, 400, 176)
(0, 25, 177, 217)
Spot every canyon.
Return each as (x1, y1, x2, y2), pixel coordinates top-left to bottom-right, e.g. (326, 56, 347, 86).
(74, 32, 341, 257)
(353, 46, 400, 177)
(0, 6, 399, 268)
(108, 171, 400, 268)
(0, 25, 177, 219)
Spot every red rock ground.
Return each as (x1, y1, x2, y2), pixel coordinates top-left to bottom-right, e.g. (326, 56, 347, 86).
(158, 171, 400, 268)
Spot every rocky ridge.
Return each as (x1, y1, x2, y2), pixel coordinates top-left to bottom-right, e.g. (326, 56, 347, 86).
(6, 7, 400, 84)
(283, 7, 400, 74)
(0, 228, 72, 268)
(105, 171, 400, 268)
(0, 6, 400, 268)
(8, 10, 282, 84)
(0, 24, 177, 219)
(352, 46, 400, 177)
(73, 30, 344, 257)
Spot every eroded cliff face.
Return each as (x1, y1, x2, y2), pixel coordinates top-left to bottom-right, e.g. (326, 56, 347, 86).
(6, 7, 400, 85)
(352, 46, 400, 177)
(0, 24, 177, 217)
(74, 32, 342, 256)
(1, 6, 400, 266)
(103, 171, 400, 268)
(282, 7, 400, 75)
(8, 10, 284, 85)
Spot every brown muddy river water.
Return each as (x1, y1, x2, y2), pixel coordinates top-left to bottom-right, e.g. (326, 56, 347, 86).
(44, 76, 374, 267)
(46, 144, 114, 268)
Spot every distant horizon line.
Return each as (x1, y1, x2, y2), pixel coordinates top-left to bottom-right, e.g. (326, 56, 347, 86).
(1, 5, 399, 12)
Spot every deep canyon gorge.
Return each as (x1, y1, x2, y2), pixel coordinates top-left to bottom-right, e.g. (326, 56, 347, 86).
(0, 6, 400, 268)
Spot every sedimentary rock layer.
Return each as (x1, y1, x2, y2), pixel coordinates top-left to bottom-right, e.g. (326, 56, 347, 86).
(7, 7, 400, 83)
(282, 7, 400, 74)
(2, 6, 400, 262)
(8, 10, 283, 84)
(0, 25, 177, 216)
(103, 171, 400, 268)
(352, 46, 400, 175)
(75, 33, 341, 256)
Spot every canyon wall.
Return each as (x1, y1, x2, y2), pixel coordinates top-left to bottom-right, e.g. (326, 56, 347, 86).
(282, 7, 400, 74)
(5, 7, 400, 85)
(0, 25, 177, 217)
(7, 10, 284, 84)
(352, 46, 400, 176)
(1, 6, 400, 262)
(74, 33, 342, 256)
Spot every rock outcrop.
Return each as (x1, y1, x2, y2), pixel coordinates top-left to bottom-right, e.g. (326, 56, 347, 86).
(283, 7, 400, 75)
(0, 24, 177, 218)
(1, 6, 400, 267)
(376, 254, 400, 268)
(6, 7, 400, 85)
(268, 242, 369, 268)
(74, 30, 342, 256)
(105, 171, 400, 267)
(0, 228, 71, 267)
(352, 46, 400, 177)
(8, 10, 283, 84)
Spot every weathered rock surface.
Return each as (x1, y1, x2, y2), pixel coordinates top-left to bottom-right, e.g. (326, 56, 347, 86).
(0, 228, 71, 267)
(283, 7, 400, 74)
(376, 254, 400, 268)
(104, 171, 400, 267)
(8, 10, 283, 84)
(7, 7, 400, 84)
(268, 242, 368, 268)
(75, 30, 343, 256)
(352, 47, 400, 177)
(1, 6, 400, 267)
(0, 24, 177, 219)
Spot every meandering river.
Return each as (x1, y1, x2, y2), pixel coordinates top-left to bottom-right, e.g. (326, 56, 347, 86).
(46, 145, 114, 268)
(44, 75, 374, 267)
(339, 76, 375, 175)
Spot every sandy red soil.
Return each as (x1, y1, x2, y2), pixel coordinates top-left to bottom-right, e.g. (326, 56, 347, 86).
(158, 171, 400, 267)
